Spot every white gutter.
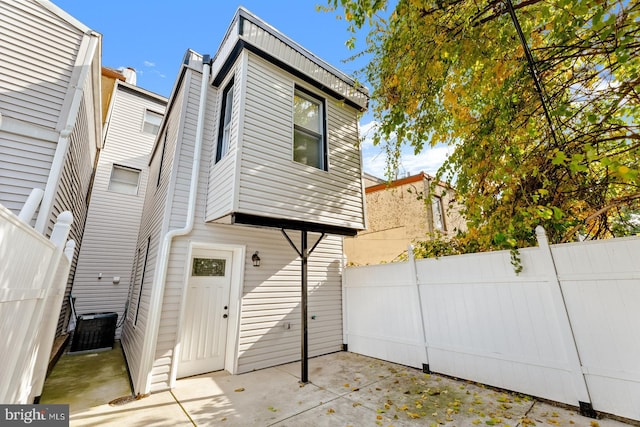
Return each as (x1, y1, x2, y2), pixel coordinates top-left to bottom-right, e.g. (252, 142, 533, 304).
(35, 32, 100, 233)
(137, 57, 211, 394)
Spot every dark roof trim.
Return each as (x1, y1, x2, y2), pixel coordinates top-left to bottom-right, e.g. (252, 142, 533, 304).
(237, 10, 366, 94)
(232, 213, 359, 236)
(117, 81, 167, 104)
(212, 39, 366, 112)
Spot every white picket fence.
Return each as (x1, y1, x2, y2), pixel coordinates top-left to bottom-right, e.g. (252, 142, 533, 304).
(0, 203, 74, 404)
(343, 227, 640, 421)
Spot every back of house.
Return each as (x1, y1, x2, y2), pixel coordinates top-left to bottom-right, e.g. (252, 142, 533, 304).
(120, 8, 369, 395)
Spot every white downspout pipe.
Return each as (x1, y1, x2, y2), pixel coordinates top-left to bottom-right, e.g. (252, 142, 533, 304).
(138, 57, 211, 395)
(35, 33, 100, 234)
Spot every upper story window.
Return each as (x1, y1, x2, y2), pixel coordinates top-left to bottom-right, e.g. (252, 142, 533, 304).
(216, 79, 234, 163)
(432, 196, 446, 231)
(143, 109, 162, 135)
(293, 87, 326, 170)
(108, 164, 140, 195)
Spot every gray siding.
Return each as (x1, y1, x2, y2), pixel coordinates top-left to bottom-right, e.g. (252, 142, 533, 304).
(0, 0, 83, 129)
(0, 0, 101, 337)
(72, 85, 166, 338)
(146, 68, 344, 391)
(48, 71, 99, 336)
(236, 54, 365, 229)
(121, 76, 186, 393)
(0, 131, 56, 214)
(204, 62, 235, 221)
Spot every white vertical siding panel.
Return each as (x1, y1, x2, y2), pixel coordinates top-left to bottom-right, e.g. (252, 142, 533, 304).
(550, 237, 640, 420)
(72, 86, 166, 338)
(0, 0, 83, 128)
(416, 249, 577, 405)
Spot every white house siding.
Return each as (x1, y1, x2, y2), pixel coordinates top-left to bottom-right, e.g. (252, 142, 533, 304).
(44, 68, 98, 336)
(121, 75, 187, 394)
(72, 84, 166, 338)
(0, 0, 83, 129)
(0, 0, 87, 215)
(0, 131, 57, 214)
(204, 59, 236, 221)
(145, 67, 344, 391)
(236, 54, 364, 229)
(239, 15, 368, 110)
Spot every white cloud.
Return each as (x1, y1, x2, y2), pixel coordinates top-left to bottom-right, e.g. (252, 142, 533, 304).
(144, 60, 156, 67)
(359, 119, 452, 179)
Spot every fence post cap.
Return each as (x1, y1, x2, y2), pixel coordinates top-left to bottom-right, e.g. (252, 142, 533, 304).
(56, 211, 73, 226)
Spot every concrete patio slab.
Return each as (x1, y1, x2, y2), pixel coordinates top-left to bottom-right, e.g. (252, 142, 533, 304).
(41, 344, 637, 426)
(172, 366, 337, 426)
(69, 391, 193, 427)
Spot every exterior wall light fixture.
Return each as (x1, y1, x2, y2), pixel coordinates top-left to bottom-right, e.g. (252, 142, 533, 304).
(251, 251, 261, 267)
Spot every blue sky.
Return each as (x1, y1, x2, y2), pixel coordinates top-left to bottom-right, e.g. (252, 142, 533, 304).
(51, 0, 449, 179)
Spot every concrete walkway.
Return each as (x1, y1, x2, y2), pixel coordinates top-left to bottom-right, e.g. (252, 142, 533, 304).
(42, 345, 636, 426)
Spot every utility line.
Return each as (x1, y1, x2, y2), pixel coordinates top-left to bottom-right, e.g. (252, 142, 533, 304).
(504, 0, 561, 148)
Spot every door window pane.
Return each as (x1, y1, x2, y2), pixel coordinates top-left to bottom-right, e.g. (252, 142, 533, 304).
(192, 258, 226, 276)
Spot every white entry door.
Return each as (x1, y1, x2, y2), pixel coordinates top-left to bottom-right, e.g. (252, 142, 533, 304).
(177, 249, 232, 378)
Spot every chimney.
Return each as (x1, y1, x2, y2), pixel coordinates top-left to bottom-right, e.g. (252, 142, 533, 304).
(122, 67, 137, 85)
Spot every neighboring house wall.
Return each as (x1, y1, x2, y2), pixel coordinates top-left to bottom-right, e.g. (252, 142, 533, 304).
(362, 172, 384, 188)
(72, 82, 166, 338)
(0, 0, 102, 336)
(345, 172, 466, 265)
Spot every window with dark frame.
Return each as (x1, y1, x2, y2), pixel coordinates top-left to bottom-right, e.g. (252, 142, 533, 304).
(293, 86, 327, 170)
(156, 131, 168, 188)
(432, 196, 446, 231)
(216, 79, 234, 163)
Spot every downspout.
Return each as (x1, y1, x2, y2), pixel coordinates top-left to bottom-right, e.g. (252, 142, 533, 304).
(35, 32, 100, 234)
(138, 56, 211, 395)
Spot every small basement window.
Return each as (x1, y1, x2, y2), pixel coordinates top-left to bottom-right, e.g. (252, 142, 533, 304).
(108, 164, 141, 195)
(293, 87, 326, 170)
(143, 109, 162, 135)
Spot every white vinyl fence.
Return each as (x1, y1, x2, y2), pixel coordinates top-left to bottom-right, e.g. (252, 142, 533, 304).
(343, 227, 640, 422)
(0, 204, 74, 404)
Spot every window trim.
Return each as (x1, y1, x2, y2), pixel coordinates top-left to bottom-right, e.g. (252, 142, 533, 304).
(216, 78, 234, 163)
(108, 164, 141, 195)
(432, 195, 446, 232)
(134, 237, 151, 327)
(156, 131, 168, 188)
(293, 85, 327, 171)
(142, 109, 163, 135)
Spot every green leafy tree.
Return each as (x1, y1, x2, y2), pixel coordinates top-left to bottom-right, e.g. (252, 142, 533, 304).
(323, 0, 639, 252)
